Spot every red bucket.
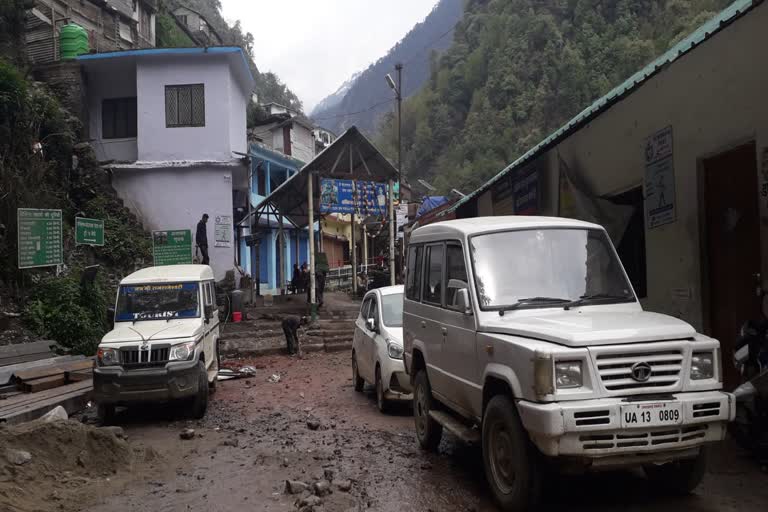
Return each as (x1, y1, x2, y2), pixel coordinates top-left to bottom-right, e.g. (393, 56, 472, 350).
(231, 311, 242, 323)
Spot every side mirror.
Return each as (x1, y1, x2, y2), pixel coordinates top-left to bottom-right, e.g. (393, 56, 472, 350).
(204, 304, 213, 322)
(366, 317, 376, 332)
(456, 288, 472, 315)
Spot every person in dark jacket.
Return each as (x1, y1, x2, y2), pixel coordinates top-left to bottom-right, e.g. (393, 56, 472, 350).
(196, 214, 210, 265)
(291, 264, 300, 294)
(282, 315, 308, 355)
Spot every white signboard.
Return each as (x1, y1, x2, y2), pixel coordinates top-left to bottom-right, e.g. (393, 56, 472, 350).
(214, 215, 232, 248)
(644, 126, 676, 229)
(395, 204, 409, 239)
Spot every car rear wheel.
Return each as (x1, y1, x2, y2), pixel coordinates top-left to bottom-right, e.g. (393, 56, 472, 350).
(352, 351, 364, 392)
(644, 448, 708, 495)
(375, 365, 389, 413)
(482, 395, 541, 511)
(191, 361, 209, 419)
(413, 369, 442, 451)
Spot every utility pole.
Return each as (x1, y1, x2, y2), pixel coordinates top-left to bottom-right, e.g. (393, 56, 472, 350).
(386, 63, 403, 286)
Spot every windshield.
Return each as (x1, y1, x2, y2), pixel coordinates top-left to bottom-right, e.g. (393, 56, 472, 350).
(470, 228, 635, 310)
(381, 293, 403, 328)
(115, 282, 200, 322)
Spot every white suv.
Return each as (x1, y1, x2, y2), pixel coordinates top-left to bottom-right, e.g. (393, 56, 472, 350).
(402, 216, 733, 511)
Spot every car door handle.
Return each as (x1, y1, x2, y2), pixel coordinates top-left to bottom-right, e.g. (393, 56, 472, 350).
(421, 321, 427, 328)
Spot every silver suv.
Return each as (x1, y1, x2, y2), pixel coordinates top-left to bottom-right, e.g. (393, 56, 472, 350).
(403, 216, 733, 511)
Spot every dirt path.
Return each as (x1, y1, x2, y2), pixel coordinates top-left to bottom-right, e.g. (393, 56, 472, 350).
(79, 352, 767, 512)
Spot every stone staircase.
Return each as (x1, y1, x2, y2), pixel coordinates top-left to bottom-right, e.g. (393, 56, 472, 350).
(220, 292, 360, 358)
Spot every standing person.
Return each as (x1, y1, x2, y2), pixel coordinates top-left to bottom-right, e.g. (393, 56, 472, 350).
(281, 315, 307, 355)
(316, 269, 326, 308)
(291, 264, 300, 294)
(196, 214, 210, 265)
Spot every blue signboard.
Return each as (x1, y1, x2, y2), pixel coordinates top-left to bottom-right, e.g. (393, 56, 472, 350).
(320, 179, 388, 215)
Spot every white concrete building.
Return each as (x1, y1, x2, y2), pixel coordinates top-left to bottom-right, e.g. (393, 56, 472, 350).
(249, 104, 316, 164)
(78, 47, 255, 281)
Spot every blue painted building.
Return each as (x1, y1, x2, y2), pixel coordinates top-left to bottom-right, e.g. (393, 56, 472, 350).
(239, 143, 312, 292)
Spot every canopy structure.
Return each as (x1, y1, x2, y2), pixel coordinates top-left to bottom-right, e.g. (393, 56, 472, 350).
(245, 126, 398, 228)
(242, 126, 399, 312)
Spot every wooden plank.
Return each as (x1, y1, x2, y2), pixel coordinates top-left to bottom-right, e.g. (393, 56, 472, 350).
(0, 352, 54, 367)
(23, 374, 66, 393)
(0, 340, 56, 361)
(66, 371, 92, 383)
(14, 360, 93, 382)
(0, 355, 86, 386)
(0, 380, 92, 416)
(0, 381, 92, 425)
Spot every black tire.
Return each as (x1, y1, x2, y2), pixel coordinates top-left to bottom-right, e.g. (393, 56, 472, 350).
(209, 341, 220, 392)
(375, 365, 389, 414)
(191, 361, 209, 419)
(352, 351, 364, 392)
(643, 448, 708, 495)
(482, 395, 542, 511)
(413, 369, 442, 451)
(97, 403, 115, 426)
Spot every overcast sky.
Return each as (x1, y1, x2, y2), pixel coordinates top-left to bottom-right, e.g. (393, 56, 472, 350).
(220, 0, 439, 112)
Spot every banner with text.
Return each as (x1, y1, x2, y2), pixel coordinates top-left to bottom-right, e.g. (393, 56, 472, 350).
(319, 179, 388, 216)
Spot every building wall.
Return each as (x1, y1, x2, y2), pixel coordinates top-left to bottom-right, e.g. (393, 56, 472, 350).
(291, 124, 315, 164)
(85, 60, 138, 161)
(112, 166, 235, 281)
(136, 56, 233, 161)
(229, 74, 248, 155)
(473, 4, 768, 333)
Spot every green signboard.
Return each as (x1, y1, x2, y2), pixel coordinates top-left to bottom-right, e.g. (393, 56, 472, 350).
(75, 217, 105, 246)
(152, 230, 193, 266)
(17, 208, 63, 269)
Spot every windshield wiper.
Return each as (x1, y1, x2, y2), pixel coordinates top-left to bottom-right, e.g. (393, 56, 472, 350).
(563, 293, 634, 310)
(498, 297, 570, 316)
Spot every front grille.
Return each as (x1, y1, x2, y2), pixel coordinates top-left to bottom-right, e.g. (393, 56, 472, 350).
(574, 410, 611, 427)
(596, 349, 684, 391)
(580, 425, 708, 451)
(692, 402, 721, 418)
(120, 345, 170, 368)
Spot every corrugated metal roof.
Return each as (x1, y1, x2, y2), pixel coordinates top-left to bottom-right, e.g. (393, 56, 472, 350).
(445, 0, 760, 215)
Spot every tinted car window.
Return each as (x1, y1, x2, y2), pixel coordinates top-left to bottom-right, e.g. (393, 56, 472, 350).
(423, 244, 443, 305)
(406, 245, 423, 301)
(445, 244, 469, 309)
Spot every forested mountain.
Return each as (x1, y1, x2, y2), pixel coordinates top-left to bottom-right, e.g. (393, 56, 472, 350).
(374, 0, 733, 193)
(156, 0, 302, 111)
(311, 0, 464, 135)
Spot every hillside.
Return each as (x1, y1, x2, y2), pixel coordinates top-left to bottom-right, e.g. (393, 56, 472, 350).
(158, 0, 303, 111)
(311, 0, 464, 135)
(375, 0, 733, 193)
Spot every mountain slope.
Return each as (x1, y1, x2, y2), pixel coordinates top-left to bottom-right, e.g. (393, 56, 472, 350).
(375, 0, 733, 193)
(311, 71, 361, 118)
(311, 0, 464, 135)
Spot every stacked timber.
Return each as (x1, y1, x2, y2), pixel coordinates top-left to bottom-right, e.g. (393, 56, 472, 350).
(0, 341, 94, 425)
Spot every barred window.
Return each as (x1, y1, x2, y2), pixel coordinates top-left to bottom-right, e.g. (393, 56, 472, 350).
(165, 84, 205, 128)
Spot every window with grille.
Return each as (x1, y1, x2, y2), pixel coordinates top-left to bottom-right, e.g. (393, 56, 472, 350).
(102, 97, 137, 139)
(165, 84, 205, 128)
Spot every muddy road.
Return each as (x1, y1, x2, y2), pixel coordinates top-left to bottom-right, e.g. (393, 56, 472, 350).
(81, 352, 766, 512)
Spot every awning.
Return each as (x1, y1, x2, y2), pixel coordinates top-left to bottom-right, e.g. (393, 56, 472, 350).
(242, 126, 398, 228)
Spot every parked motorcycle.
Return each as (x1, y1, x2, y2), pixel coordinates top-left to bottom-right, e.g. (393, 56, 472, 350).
(731, 300, 768, 462)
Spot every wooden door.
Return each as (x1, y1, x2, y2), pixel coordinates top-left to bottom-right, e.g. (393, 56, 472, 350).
(703, 142, 761, 389)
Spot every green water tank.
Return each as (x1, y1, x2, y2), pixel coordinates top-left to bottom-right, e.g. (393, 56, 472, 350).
(60, 24, 89, 60)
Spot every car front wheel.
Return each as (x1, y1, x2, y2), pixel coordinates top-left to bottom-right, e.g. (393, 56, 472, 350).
(352, 351, 365, 392)
(482, 395, 541, 511)
(191, 361, 209, 419)
(375, 365, 389, 413)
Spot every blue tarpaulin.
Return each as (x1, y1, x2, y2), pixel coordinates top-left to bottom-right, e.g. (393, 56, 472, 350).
(416, 196, 448, 218)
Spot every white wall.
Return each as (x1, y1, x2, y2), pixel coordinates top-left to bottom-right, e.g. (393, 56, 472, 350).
(86, 61, 138, 162)
(136, 56, 232, 161)
(112, 166, 236, 281)
(229, 75, 248, 155)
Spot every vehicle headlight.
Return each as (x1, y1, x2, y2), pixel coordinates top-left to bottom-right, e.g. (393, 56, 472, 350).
(97, 347, 120, 366)
(533, 352, 554, 398)
(169, 341, 197, 361)
(555, 361, 583, 389)
(387, 340, 404, 360)
(691, 352, 715, 380)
